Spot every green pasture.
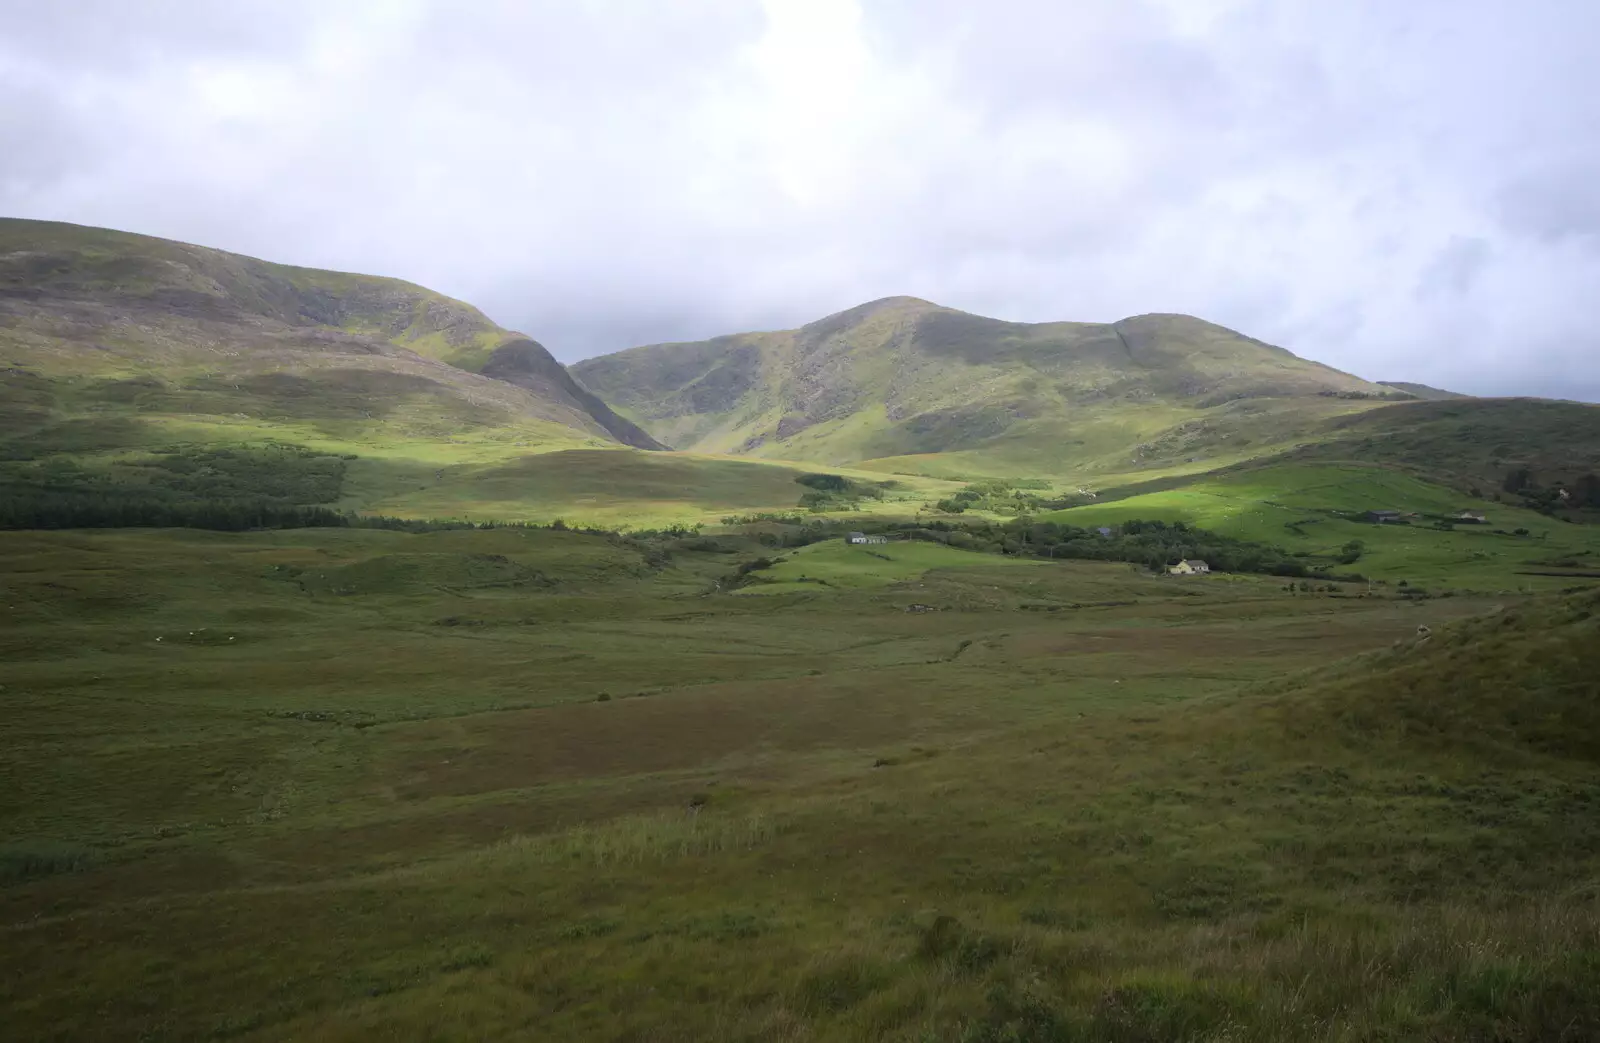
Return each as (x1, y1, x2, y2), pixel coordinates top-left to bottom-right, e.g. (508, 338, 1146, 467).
(736, 537, 1048, 594)
(350, 450, 957, 528)
(1047, 462, 1600, 588)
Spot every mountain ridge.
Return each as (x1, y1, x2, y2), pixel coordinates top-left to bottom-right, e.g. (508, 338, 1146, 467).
(573, 295, 1406, 475)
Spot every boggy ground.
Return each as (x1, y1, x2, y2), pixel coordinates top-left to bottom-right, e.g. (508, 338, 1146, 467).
(2, 527, 1597, 1041)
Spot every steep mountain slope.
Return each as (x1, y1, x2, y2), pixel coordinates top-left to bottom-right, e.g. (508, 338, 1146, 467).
(0, 218, 661, 453)
(574, 296, 1405, 477)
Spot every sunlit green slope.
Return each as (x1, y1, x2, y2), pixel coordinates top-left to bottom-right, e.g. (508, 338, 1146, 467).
(1047, 462, 1600, 588)
(573, 296, 1406, 477)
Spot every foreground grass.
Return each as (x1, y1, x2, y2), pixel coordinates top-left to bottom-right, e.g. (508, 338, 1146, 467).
(2, 527, 1596, 1041)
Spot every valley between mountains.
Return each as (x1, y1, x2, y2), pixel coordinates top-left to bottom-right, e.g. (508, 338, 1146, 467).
(4, 219, 1599, 1042)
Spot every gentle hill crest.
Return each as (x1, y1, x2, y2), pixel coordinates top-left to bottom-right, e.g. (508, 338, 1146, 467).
(1378, 380, 1470, 401)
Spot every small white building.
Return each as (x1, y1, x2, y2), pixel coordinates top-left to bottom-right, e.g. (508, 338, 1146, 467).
(1167, 559, 1211, 576)
(847, 531, 888, 545)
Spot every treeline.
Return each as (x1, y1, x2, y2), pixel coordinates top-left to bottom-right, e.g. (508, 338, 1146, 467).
(0, 495, 351, 532)
(794, 473, 898, 512)
(745, 516, 1322, 578)
(0, 443, 358, 531)
(933, 479, 1092, 515)
(0, 491, 718, 550)
(0, 494, 595, 536)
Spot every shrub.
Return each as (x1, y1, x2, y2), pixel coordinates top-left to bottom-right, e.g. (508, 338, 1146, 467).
(0, 843, 94, 883)
(795, 472, 851, 492)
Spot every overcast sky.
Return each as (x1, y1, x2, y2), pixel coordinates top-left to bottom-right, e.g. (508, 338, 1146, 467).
(3, 0, 1597, 399)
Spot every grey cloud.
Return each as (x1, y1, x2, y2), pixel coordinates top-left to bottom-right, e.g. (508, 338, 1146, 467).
(1, 0, 1598, 401)
(1496, 163, 1600, 246)
(0, 81, 104, 189)
(2, 0, 324, 68)
(1416, 237, 1493, 300)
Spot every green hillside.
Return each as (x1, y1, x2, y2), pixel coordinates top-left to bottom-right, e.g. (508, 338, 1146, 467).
(1048, 461, 1600, 588)
(573, 296, 1409, 477)
(0, 218, 690, 526)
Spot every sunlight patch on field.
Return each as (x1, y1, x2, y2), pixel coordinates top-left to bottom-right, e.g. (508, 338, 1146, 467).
(737, 537, 1048, 594)
(1046, 462, 1600, 588)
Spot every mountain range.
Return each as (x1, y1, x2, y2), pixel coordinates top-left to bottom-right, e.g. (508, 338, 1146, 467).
(4, 218, 1598, 518)
(574, 296, 1414, 479)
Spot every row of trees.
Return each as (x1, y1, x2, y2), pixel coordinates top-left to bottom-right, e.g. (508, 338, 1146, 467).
(0, 494, 681, 537)
(0, 494, 350, 532)
(932, 479, 1091, 515)
(737, 516, 1321, 578)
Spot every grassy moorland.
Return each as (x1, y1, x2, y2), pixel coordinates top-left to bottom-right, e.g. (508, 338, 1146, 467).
(3, 523, 1597, 1042)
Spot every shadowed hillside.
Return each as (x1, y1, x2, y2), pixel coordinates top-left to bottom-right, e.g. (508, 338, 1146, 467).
(1286, 397, 1600, 491)
(573, 296, 1408, 476)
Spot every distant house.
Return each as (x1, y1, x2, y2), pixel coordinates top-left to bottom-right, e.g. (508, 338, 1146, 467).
(846, 531, 888, 545)
(1365, 510, 1403, 524)
(1453, 510, 1488, 524)
(1167, 559, 1211, 576)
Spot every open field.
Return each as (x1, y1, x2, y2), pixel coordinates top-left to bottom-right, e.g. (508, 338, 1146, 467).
(347, 450, 959, 528)
(4, 524, 1598, 1041)
(734, 539, 1049, 593)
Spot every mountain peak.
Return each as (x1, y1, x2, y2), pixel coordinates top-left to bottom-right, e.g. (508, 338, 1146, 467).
(799, 295, 948, 334)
